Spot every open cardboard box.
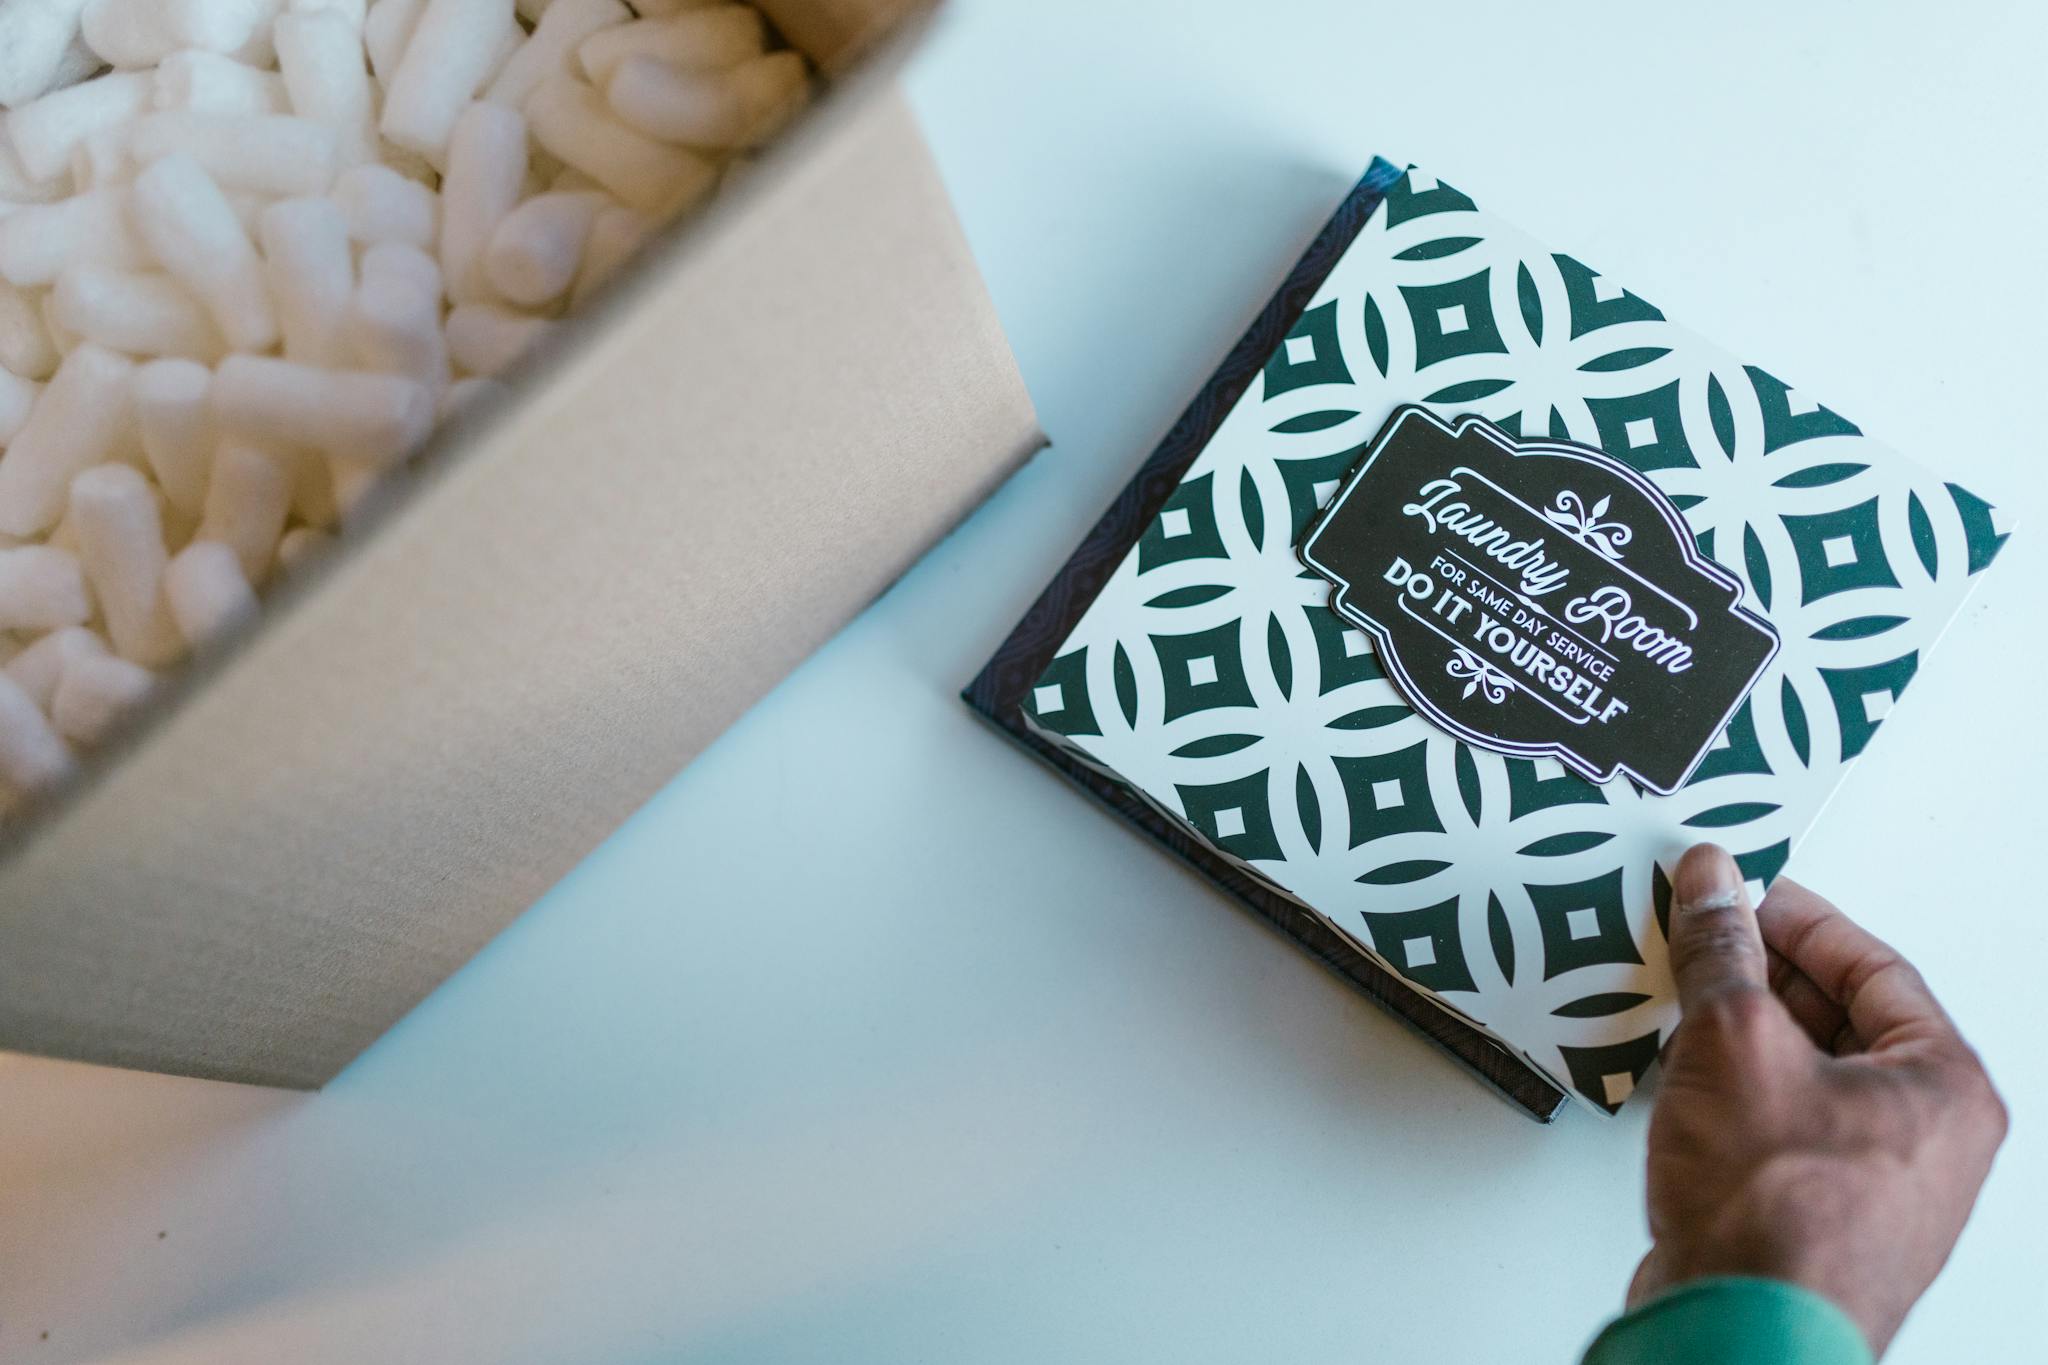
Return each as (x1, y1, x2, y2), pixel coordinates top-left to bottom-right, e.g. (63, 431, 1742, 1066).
(0, 0, 1041, 1089)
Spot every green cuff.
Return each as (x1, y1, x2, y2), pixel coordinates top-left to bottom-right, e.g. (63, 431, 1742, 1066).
(1581, 1277, 1874, 1365)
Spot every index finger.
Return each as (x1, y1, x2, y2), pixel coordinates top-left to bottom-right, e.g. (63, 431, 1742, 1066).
(1755, 877, 1955, 1053)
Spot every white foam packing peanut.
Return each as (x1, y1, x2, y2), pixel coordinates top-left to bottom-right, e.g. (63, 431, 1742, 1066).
(291, 0, 365, 25)
(81, 0, 276, 69)
(69, 126, 133, 188)
(438, 100, 526, 302)
(0, 342, 133, 537)
(0, 279, 59, 377)
(132, 152, 279, 352)
(132, 357, 214, 515)
(259, 195, 353, 364)
(0, 0, 96, 110)
(129, 110, 341, 197)
(274, 523, 331, 576)
(604, 51, 801, 150)
(525, 73, 713, 214)
(0, 134, 64, 206)
(163, 537, 258, 648)
(153, 50, 291, 116)
(198, 440, 291, 584)
(214, 353, 434, 466)
(70, 461, 186, 665)
(626, 0, 721, 17)
(483, 188, 601, 306)
(381, 0, 516, 160)
(486, 0, 628, 110)
(3, 623, 101, 710)
(576, 5, 764, 85)
(446, 301, 554, 376)
(0, 543, 90, 630)
(0, 0, 816, 797)
(274, 9, 376, 163)
(362, 0, 426, 84)
(569, 198, 649, 306)
(332, 161, 438, 247)
(51, 648, 154, 746)
(0, 189, 149, 287)
(7, 69, 154, 181)
(51, 263, 227, 361)
(347, 240, 448, 395)
(0, 365, 38, 441)
(0, 670, 73, 795)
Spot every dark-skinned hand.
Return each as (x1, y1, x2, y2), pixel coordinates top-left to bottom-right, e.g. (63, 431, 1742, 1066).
(1629, 843, 2008, 1357)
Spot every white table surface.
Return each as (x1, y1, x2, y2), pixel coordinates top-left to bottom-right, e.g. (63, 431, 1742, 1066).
(3, 2, 2043, 1360)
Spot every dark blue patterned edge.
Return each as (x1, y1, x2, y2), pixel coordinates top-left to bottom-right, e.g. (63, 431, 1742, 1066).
(963, 158, 1569, 1123)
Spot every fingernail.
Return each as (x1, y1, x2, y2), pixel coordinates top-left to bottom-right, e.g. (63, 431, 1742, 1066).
(1674, 843, 1744, 912)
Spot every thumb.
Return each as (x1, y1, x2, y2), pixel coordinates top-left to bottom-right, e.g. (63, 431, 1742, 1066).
(1667, 843, 1769, 1013)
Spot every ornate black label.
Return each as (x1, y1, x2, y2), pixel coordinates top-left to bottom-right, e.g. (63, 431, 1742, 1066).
(1299, 407, 1779, 794)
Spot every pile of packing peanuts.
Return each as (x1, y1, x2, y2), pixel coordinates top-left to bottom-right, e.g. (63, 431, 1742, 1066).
(0, 0, 810, 811)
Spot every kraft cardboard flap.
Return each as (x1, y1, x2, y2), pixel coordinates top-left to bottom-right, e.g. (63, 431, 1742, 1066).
(0, 88, 1041, 1089)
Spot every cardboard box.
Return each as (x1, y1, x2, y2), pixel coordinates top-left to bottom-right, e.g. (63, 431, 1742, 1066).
(0, 0, 1042, 1090)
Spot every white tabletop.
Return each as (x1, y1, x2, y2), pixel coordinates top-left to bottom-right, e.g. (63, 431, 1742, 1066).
(3, 2, 2043, 1360)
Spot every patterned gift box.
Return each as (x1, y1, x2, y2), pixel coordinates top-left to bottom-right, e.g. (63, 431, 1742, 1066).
(984, 159, 2011, 1115)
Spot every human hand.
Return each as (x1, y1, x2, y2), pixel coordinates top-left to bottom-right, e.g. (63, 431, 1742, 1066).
(1628, 844, 2007, 1357)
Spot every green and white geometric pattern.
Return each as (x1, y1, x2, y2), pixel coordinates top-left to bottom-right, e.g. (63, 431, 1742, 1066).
(1024, 168, 2011, 1113)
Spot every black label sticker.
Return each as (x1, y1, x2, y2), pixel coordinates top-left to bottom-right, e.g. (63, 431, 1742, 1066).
(1299, 407, 1779, 795)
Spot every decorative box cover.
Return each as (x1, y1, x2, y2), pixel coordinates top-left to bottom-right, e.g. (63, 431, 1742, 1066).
(1008, 159, 2010, 1114)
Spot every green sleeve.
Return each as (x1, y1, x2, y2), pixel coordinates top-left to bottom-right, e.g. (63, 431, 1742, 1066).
(1581, 1277, 1874, 1365)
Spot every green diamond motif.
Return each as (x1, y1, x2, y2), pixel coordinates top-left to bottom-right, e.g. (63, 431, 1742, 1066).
(1026, 648, 1099, 738)
(1137, 472, 1228, 573)
(1334, 740, 1443, 846)
(1585, 380, 1697, 473)
(1554, 253, 1664, 338)
(1277, 442, 1368, 540)
(1382, 168, 1477, 226)
(1151, 621, 1255, 722)
(1360, 896, 1478, 994)
(1748, 365, 1861, 452)
(1018, 161, 2011, 1116)
(1304, 602, 1383, 695)
(1176, 769, 1284, 862)
(1399, 269, 1507, 370)
(1505, 759, 1606, 819)
(1263, 299, 1351, 398)
(1558, 1030, 1662, 1114)
(1782, 498, 1900, 604)
(1527, 869, 1641, 980)
(1820, 652, 1918, 760)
